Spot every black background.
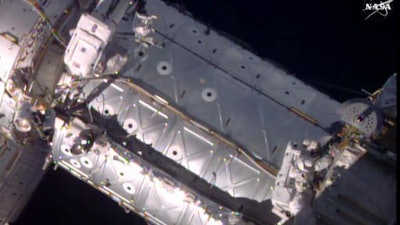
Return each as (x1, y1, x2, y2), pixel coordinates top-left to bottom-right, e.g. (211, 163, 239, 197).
(14, 0, 397, 225)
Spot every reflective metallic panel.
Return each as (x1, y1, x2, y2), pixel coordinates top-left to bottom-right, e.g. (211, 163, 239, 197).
(84, 79, 275, 202)
(51, 117, 236, 225)
(115, 0, 339, 166)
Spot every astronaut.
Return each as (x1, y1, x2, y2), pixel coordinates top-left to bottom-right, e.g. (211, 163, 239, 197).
(288, 140, 333, 225)
(293, 140, 332, 190)
(133, 12, 158, 47)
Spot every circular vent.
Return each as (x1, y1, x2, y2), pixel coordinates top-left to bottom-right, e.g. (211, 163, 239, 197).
(123, 118, 138, 134)
(70, 159, 81, 168)
(123, 183, 136, 195)
(157, 61, 172, 75)
(80, 157, 93, 168)
(201, 87, 217, 102)
(102, 104, 115, 116)
(61, 144, 72, 156)
(167, 145, 184, 161)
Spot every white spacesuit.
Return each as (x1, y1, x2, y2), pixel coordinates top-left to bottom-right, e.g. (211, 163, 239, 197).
(289, 141, 333, 225)
(133, 12, 157, 47)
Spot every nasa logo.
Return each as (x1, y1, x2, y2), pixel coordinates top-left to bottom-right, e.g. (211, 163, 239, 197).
(362, 0, 394, 21)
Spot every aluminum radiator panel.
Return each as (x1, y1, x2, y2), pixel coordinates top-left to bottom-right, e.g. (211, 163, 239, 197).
(51, 117, 233, 225)
(115, 0, 339, 165)
(84, 79, 275, 202)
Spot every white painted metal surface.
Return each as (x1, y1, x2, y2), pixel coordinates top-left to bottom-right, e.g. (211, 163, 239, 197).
(51, 117, 230, 225)
(64, 13, 113, 76)
(0, 0, 72, 223)
(0, 36, 20, 82)
(83, 78, 275, 202)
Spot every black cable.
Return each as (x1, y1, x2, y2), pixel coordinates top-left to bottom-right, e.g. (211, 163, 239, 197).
(304, 79, 368, 97)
